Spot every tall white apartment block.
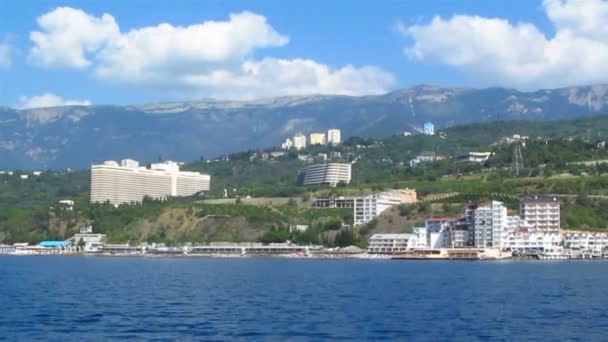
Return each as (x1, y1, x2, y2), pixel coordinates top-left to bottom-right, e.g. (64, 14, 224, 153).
(309, 133, 326, 145)
(473, 200, 507, 248)
(293, 133, 307, 150)
(423, 122, 435, 136)
(91, 159, 210, 205)
(327, 129, 342, 145)
(297, 163, 351, 187)
(520, 196, 560, 233)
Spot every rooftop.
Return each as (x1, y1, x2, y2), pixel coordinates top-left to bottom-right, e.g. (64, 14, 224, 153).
(520, 196, 560, 204)
(370, 234, 413, 240)
(38, 241, 72, 248)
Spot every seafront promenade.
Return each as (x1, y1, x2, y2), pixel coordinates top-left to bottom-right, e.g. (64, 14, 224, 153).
(1, 242, 605, 260)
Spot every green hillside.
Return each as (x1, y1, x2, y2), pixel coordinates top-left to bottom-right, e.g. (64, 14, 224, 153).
(5, 115, 608, 244)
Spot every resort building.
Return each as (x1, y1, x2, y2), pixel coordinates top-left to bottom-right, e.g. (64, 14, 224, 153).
(504, 232, 564, 256)
(57, 200, 75, 211)
(293, 133, 307, 150)
(520, 196, 560, 233)
(367, 234, 412, 254)
(407, 227, 430, 249)
(312, 196, 355, 208)
(353, 190, 417, 226)
(425, 218, 456, 248)
(472, 201, 508, 248)
(309, 133, 327, 145)
(327, 129, 342, 145)
(449, 227, 469, 248)
(456, 152, 493, 163)
(297, 163, 351, 187)
(281, 138, 293, 150)
(90, 159, 210, 205)
(423, 122, 435, 135)
(563, 232, 608, 252)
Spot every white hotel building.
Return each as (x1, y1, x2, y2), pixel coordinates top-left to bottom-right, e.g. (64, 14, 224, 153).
(353, 189, 417, 226)
(367, 234, 412, 254)
(91, 159, 210, 205)
(520, 196, 560, 233)
(297, 163, 351, 187)
(327, 129, 341, 145)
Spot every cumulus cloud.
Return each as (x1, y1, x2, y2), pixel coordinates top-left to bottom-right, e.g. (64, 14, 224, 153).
(29, 7, 119, 69)
(18, 93, 92, 109)
(400, 0, 608, 89)
(179, 58, 395, 99)
(28, 8, 393, 98)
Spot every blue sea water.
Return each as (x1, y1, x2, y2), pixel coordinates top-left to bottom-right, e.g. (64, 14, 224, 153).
(1, 257, 607, 341)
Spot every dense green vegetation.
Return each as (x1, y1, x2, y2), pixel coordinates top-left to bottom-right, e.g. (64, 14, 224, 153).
(6, 115, 608, 244)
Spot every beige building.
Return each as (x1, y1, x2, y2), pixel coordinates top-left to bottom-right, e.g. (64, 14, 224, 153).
(91, 159, 210, 205)
(293, 133, 307, 150)
(395, 188, 417, 203)
(309, 133, 327, 145)
(520, 196, 560, 233)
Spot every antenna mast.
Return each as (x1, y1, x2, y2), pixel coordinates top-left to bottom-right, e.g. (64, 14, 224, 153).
(513, 145, 524, 176)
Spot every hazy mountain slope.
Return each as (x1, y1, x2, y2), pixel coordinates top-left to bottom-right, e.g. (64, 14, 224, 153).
(2, 84, 608, 169)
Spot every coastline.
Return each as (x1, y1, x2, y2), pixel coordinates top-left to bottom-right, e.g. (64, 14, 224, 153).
(1, 251, 603, 261)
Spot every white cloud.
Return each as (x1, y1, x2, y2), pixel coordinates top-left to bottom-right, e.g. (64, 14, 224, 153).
(179, 58, 395, 99)
(400, 0, 608, 89)
(18, 93, 92, 109)
(0, 39, 12, 69)
(28, 7, 394, 99)
(29, 7, 119, 69)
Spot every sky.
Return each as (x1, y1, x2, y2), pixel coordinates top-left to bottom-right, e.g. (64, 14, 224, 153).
(0, 0, 607, 108)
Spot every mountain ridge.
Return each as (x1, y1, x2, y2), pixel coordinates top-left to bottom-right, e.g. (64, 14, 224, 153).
(3, 84, 608, 169)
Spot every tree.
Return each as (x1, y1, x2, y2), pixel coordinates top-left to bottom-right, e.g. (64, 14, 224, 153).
(259, 229, 290, 244)
(398, 204, 412, 217)
(323, 219, 342, 231)
(576, 193, 591, 207)
(334, 228, 357, 247)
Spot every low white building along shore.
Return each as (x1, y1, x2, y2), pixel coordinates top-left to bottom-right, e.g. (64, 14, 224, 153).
(91, 159, 210, 205)
(364, 194, 608, 260)
(368, 234, 411, 254)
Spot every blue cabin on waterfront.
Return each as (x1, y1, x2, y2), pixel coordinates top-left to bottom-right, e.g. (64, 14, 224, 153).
(38, 241, 72, 248)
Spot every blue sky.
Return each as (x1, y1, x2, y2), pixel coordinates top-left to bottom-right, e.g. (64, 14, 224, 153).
(0, 0, 606, 107)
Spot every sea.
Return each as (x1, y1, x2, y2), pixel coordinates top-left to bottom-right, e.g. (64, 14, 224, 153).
(1, 257, 607, 341)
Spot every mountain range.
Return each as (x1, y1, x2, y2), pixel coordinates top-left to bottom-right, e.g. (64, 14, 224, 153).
(2, 84, 608, 169)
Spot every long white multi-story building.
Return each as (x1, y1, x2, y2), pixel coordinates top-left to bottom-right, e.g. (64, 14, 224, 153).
(367, 234, 412, 254)
(297, 163, 351, 187)
(505, 232, 564, 255)
(91, 159, 210, 205)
